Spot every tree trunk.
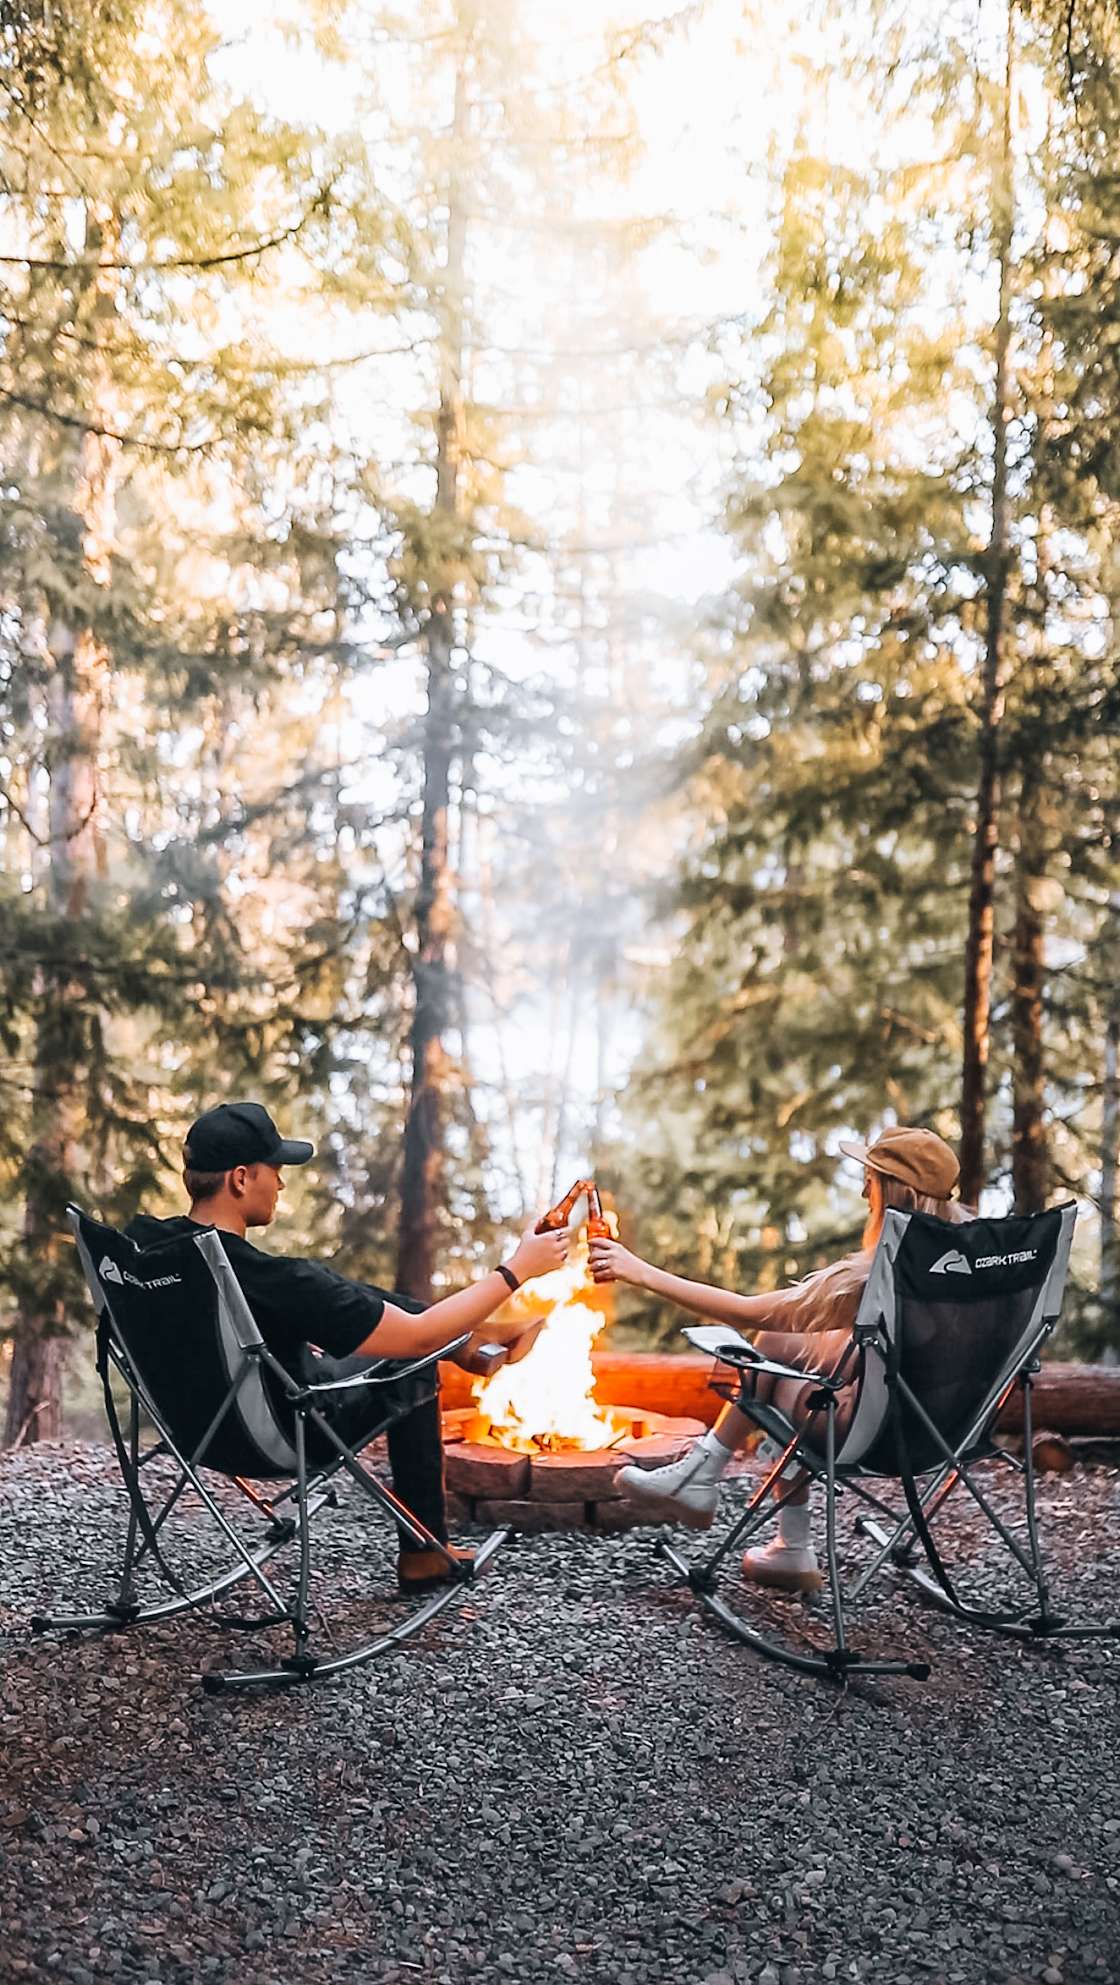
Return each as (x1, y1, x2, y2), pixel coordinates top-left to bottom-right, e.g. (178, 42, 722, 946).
(5, 211, 117, 1447)
(396, 52, 469, 1301)
(1010, 498, 1053, 1219)
(1101, 890, 1120, 1340)
(548, 941, 580, 1201)
(960, 14, 1016, 1207)
(1010, 769, 1048, 1213)
(6, 604, 111, 1446)
(4, 1315, 67, 1447)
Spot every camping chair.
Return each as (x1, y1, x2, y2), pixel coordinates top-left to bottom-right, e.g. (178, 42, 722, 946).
(30, 1207, 510, 1692)
(658, 1203, 1120, 1683)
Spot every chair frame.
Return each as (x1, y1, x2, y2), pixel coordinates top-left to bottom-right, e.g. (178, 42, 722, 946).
(30, 1208, 510, 1692)
(660, 1203, 1120, 1684)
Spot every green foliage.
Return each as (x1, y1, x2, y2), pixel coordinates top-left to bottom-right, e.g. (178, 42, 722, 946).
(619, 2, 1120, 1352)
(0, 0, 424, 1362)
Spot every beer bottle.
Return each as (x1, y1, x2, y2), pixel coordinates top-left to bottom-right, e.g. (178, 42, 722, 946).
(585, 1183, 610, 1240)
(535, 1179, 589, 1234)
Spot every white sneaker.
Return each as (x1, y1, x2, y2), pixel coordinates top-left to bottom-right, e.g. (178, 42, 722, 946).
(740, 1536, 823, 1594)
(615, 1447, 721, 1529)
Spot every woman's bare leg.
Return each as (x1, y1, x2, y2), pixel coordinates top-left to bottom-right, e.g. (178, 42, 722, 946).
(711, 1330, 833, 1499)
(615, 1325, 854, 1534)
(614, 1333, 806, 1523)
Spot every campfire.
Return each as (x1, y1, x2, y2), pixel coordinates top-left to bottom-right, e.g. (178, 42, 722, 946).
(471, 1202, 620, 1454)
(442, 1184, 704, 1530)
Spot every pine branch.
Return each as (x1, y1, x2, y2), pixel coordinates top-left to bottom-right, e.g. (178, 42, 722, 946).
(0, 779, 42, 843)
(0, 308, 435, 373)
(0, 185, 336, 273)
(0, 385, 216, 454)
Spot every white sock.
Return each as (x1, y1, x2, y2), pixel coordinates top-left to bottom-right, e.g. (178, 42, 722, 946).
(777, 1500, 812, 1549)
(691, 1428, 737, 1483)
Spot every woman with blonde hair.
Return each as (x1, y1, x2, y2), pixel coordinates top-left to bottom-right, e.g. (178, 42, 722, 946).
(590, 1128, 972, 1593)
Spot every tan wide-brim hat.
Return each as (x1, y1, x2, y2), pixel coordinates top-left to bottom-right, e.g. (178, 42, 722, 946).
(838, 1126, 959, 1199)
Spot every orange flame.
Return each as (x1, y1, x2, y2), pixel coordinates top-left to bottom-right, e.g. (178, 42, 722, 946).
(474, 1220, 617, 1451)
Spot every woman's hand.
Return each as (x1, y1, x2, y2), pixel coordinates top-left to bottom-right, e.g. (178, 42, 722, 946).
(588, 1237, 648, 1287)
(509, 1221, 569, 1286)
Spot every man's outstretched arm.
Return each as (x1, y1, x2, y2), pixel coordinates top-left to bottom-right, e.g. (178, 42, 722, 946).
(357, 1223, 568, 1360)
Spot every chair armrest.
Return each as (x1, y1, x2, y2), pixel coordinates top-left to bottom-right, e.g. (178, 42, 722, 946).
(709, 1343, 842, 1389)
(742, 1354, 841, 1387)
(683, 1324, 842, 1389)
(296, 1334, 472, 1398)
(683, 1324, 759, 1360)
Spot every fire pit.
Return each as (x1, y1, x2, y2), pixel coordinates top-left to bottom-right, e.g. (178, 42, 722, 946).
(442, 1187, 703, 1531)
(442, 1403, 704, 1531)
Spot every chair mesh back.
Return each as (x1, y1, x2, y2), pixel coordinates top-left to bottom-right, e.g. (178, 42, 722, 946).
(68, 1208, 298, 1477)
(859, 1205, 1072, 1477)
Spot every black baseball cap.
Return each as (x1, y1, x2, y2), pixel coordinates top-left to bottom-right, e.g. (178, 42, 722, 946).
(183, 1102, 314, 1172)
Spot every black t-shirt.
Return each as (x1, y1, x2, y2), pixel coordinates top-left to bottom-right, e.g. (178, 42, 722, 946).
(124, 1214, 423, 1384)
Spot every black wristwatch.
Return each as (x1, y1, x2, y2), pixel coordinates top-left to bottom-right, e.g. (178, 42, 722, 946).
(495, 1262, 521, 1293)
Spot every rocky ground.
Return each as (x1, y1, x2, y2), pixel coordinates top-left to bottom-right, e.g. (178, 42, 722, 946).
(0, 1440, 1117, 1985)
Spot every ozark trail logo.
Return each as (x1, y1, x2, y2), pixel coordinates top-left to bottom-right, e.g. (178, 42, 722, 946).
(930, 1249, 972, 1277)
(98, 1254, 181, 1291)
(929, 1246, 1039, 1277)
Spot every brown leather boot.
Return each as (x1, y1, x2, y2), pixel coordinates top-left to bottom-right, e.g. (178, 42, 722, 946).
(396, 1541, 476, 1595)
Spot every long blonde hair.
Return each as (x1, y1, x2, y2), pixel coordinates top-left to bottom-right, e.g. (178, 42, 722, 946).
(771, 1170, 974, 1336)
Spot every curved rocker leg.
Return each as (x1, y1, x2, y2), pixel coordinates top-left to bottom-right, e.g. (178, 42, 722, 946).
(866, 1535, 1120, 1642)
(30, 1487, 336, 1636)
(201, 1525, 513, 1693)
(856, 1483, 1120, 1642)
(659, 1539, 931, 1684)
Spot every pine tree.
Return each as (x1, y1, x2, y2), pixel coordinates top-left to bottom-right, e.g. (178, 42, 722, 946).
(0, 0, 409, 1436)
(611, 0, 1120, 1350)
(960, 5, 1017, 1206)
(616, 31, 990, 1320)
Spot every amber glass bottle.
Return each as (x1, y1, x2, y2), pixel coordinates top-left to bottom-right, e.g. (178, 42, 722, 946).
(535, 1179, 589, 1234)
(585, 1183, 610, 1240)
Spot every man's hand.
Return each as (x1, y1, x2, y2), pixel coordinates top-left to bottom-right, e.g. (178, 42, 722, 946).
(588, 1237, 648, 1287)
(368, 1222, 568, 1363)
(509, 1221, 569, 1286)
(503, 1317, 546, 1365)
(453, 1336, 511, 1376)
(451, 1313, 548, 1376)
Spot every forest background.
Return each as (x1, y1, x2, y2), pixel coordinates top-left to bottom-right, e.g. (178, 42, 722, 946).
(2, 0, 1119, 1445)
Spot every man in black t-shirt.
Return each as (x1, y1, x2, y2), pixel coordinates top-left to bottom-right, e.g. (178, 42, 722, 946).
(126, 1101, 569, 1591)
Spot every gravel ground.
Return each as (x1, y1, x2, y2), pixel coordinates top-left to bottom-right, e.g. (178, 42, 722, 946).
(0, 1440, 1118, 1985)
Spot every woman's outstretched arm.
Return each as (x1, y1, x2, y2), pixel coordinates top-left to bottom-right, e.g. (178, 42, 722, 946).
(588, 1237, 788, 1330)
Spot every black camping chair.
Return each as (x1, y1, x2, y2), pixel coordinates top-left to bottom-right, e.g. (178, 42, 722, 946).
(657, 1203, 1120, 1683)
(30, 1207, 510, 1692)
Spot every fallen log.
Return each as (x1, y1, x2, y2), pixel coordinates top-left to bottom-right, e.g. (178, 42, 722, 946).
(994, 1361, 1120, 1437)
(441, 1351, 1120, 1437)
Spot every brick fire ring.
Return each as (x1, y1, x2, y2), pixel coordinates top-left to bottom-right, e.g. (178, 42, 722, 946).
(442, 1405, 704, 1532)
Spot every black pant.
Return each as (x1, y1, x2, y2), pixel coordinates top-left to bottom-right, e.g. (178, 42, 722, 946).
(307, 1352, 448, 1545)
